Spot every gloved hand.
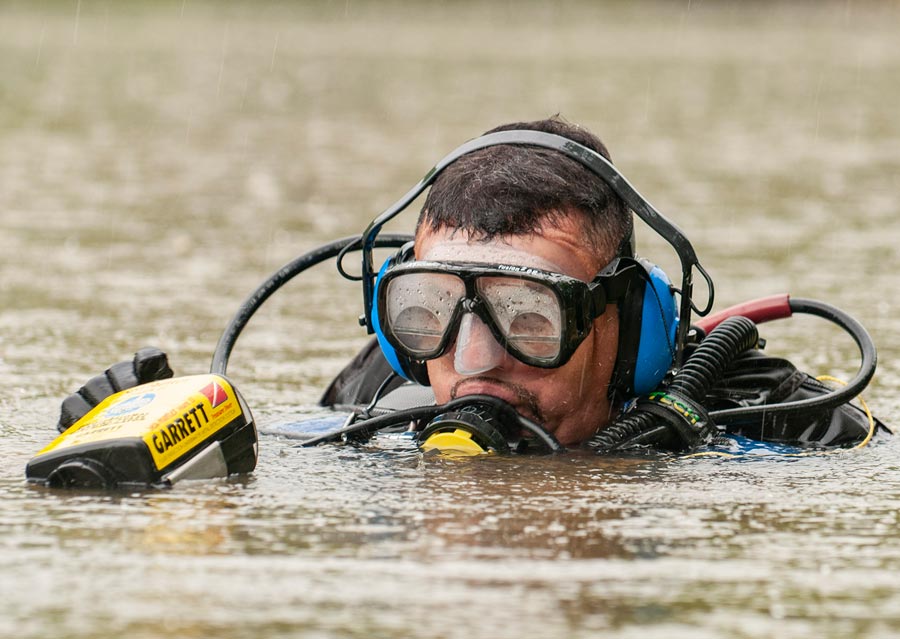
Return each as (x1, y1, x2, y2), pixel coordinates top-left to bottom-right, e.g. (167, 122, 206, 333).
(57, 347, 174, 433)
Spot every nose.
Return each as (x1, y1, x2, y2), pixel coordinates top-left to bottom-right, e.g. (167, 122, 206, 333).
(453, 313, 508, 376)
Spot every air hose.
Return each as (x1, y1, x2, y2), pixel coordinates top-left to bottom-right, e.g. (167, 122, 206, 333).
(211, 233, 412, 376)
(707, 297, 877, 424)
(588, 315, 759, 453)
(298, 394, 565, 454)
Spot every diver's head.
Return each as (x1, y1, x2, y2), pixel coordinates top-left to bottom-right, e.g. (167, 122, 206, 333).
(368, 118, 693, 445)
(410, 118, 631, 446)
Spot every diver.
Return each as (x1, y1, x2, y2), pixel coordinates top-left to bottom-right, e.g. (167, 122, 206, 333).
(53, 117, 888, 458)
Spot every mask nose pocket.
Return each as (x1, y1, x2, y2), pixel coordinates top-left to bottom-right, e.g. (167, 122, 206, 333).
(454, 313, 508, 376)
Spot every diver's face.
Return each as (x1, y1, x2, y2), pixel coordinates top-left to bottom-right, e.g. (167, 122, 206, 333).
(415, 214, 620, 446)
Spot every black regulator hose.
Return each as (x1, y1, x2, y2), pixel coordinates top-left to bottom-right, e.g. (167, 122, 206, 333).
(211, 233, 413, 376)
(708, 297, 877, 424)
(589, 315, 759, 453)
(298, 394, 565, 453)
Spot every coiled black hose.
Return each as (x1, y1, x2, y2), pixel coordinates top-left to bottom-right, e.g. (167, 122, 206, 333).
(668, 316, 759, 399)
(589, 316, 759, 452)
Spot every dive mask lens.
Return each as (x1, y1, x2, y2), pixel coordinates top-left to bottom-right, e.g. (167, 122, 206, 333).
(476, 276, 563, 362)
(384, 271, 464, 357)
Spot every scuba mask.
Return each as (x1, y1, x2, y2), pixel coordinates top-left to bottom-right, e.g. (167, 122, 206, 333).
(376, 258, 643, 370)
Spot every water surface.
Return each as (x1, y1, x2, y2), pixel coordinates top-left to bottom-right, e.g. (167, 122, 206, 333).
(2, 2, 900, 637)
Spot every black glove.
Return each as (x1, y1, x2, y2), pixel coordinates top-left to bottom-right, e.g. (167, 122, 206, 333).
(57, 347, 174, 433)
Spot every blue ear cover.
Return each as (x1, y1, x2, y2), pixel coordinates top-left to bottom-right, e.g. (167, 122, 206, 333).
(632, 263, 679, 394)
(372, 255, 411, 381)
(373, 248, 431, 385)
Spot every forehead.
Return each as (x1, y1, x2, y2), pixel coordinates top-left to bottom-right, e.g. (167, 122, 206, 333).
(415, 218, 604, 282)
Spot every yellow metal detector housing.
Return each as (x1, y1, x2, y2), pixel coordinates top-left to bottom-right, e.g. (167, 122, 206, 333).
(27, 374, 257, 489)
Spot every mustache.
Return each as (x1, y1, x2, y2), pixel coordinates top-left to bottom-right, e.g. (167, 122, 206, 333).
(449, 376, 545, 423)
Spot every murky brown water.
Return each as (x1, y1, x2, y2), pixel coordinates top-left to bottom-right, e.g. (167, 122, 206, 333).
(2, 2, 900, 637)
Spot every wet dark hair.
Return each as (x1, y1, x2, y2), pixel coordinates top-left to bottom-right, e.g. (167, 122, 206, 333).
(416, 116, 632, 262)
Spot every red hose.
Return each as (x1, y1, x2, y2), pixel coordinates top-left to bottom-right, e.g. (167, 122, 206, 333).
(694, 294, 792, 333)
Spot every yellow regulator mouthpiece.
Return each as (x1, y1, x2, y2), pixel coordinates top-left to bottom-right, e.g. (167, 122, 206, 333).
(419, 427, 491, 455)
(417, 403, 513, 455)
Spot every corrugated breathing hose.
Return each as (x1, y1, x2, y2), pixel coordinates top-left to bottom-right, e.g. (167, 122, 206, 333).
(588, 315, 759, 453)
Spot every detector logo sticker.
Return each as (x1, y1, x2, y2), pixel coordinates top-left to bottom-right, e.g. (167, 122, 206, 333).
(200, 381, 228, 408)
(103, 392, 156, 417)
(143, 376, 241, 470)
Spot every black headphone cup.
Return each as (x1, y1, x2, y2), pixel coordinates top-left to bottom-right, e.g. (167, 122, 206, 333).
(610, 271, 648, 398)
(406, 359, 431, 386)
